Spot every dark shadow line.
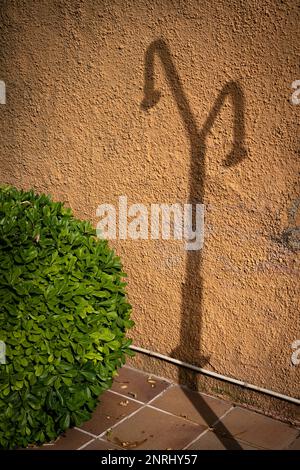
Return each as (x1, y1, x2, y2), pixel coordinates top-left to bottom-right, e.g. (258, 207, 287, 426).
(199, 81, 248, 167)
(142, 38, 248, 450)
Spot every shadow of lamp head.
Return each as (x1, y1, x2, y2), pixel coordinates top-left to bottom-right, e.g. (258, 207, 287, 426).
(141, 90, 161, 110)
(223, 146, 248, 167)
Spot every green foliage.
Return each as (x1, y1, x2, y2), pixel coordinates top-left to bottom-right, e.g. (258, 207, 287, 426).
(0, 185, 134, 449)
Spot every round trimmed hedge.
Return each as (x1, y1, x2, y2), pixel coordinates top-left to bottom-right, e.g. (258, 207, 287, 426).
(0, 186, 134, 449)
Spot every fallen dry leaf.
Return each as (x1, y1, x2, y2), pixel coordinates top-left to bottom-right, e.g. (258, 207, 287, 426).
(147, 377, 156, 388)
(147, 378, 156, 384)
(119, 400, 129, 407)
(128, 392, 137, 398)
(120, 384, 128, 389)
(113, 436, 148, 449)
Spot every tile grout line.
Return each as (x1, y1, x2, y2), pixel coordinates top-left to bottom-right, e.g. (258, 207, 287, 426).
(74, 427, 98, 438)
(146, 403, 201, 421)
(110, 382, 239, 429)
(107, 385, 229, 434)
(286, 430, 300, 449)
(108, 383, 175, 407)
(179, 384, 232, 405)
(98, 382, 174, 439)
(78, 400, 297, 452)
(98, 407, 146, 440)
(109, 370, 239, 431)
(182, 405, 236, 450)
(97, 436, 123, 449)
(77, 438, 96, 450)
(77, 436, 125, 451)
(121, 367, 234, 412)
(75, 388, 233, 440)
(81, 383, 174, 447)
(77, 384, 236, 446)
(76, 384, 175, 450)
(134, 385, 232, 427)
(146, 382, 175, 406)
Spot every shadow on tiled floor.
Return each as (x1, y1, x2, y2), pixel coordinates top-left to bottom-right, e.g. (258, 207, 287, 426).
(28, 366, 300, 450)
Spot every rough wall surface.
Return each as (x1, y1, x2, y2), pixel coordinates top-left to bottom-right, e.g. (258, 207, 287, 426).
(0, 0, 299, 419)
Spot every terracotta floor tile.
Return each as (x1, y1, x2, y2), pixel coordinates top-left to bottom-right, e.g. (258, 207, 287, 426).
(111, 367, 171, 403)
(288, 436, 300, 450)
(20, 367, 300, 451)
(28, 428, 92, 450)
(187, 430, 260, 450)
(82, 438, 123, 450)
(151, 385, 231, 426)
(79, 390, 142, 436)
(214, 407, 299, 450)
(104, 406, 205, 450)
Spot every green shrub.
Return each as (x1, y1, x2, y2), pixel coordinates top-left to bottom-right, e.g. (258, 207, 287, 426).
(0, 185, 134, 449)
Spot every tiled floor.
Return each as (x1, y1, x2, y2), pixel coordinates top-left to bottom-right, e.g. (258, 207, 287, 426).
(29, 366, 300, 450)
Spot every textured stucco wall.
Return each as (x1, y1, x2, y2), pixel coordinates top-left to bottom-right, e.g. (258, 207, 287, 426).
(0, 0, 299, 421)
